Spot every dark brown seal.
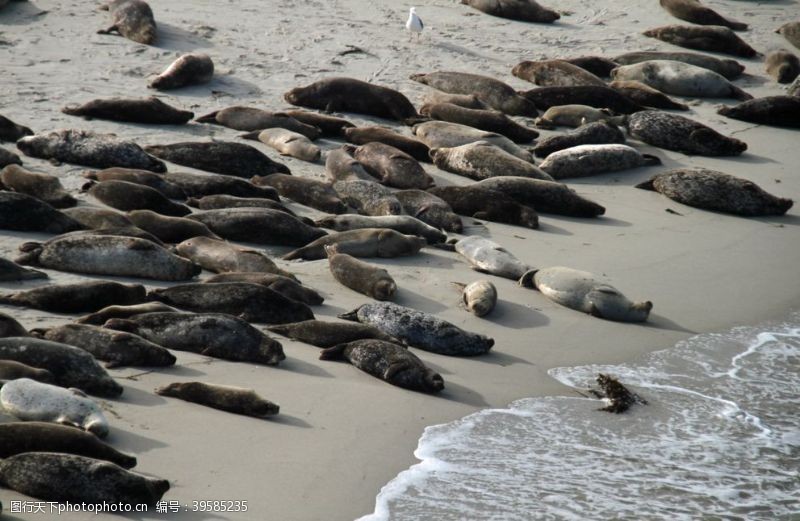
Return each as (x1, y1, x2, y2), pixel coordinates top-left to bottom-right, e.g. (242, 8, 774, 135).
(342, 143, 433, 189)
(156, 382, 279, 417)
(475, 176, 605, 217)
(326, 245, 396, 300)
(0, 192, 82, 233)
(0, 146, 22, 168)
(98, 0, 156, 45)
(717, 96, 800, 129)
(562, 56, 620, 78)
(419, 102, 538, 143)
(88, 180, 191, 216)
(643, 25, 758, 58)
(267, 320, 400, 348)
(344, 126, 431, 162)
(143, 141, 289, 178)
(251, 173, 347, 214)
(62, 97, 192, 125)
(195, 106, 321, 139)
(659, 0, 747, 31)
(765, 50, 800, 84)
(520, 85, 645, 114)
(512, 60, 606, 87)
(0, 165, 76, 208)
(427, 185, 539, 229)
(460, 0, 559, 23)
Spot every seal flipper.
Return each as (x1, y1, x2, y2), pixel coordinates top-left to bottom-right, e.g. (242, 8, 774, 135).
(589, 302, 605, 319)
(518, 269, 540, 289)
(195, 110, 220, 124)
(239, 131, 261, 141)
(97, 25, 119, 35)
(635, 178, 656, 191)
(337, 307, 363, 322)
(642, 154, 661, 166)
(319, 343, 348, 361)
(14, 243, 43, 266)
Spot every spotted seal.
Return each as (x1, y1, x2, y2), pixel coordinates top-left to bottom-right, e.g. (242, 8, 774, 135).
(717, 96, 800, 128)
(339, 302, 494, 356)
(765, 50, 800, 84)
(475, 176, 605, 217)
(326, 245, 396, 301)
(636, 168, 793, 216)
(267, 320, 400, 348)
(520, 85, 645, 114)
(344, 126, 431, 162)
(414, 121, 534, 162)
(533, 121, 626, 158)
(315, 214, 446, 244)
(0, 165, 76, 208)
(196, 106, 320, 138)
(342, 142, 433, 189)
(512, 60, 606, 87)
(62, 97, 192, 124)
(419, 102, 539, 143)
(188, 208, 326, 246)
(539, 144, 661, 179)
(241, 128, 321, 162)
(427, 185, 539, 229)
(98, 0, 157, 44)
(148, 52, 213, 90)
(520, 267, 653, 322)
(410, 71, 538, 116)
(613, 50, 744, 80)
(174, 236, 296, 279)
(156, 382, 279, 417)
(282, 229, 426, 261)
(430, 141, 552, 181)
(395, 189, 463, 233)
(610, 60, 752, 100)
(625, 111, 747, 156)
(659, 0, 747, 31)
(460, 0, 559, 24)
(144, 141, 289, 178)
(203, 272, 324, 306)
(332, 179, 405, 216)
(252, 173, 347, 214)
(643, 25, 758, 58)
(0, 281, 145, 314)
(88, 180, 191, 217)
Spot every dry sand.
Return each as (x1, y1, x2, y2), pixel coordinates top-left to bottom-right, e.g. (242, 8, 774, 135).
(1, 0, 799, 520)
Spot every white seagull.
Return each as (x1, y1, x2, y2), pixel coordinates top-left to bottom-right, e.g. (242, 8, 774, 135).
(406, 7, 423, 42)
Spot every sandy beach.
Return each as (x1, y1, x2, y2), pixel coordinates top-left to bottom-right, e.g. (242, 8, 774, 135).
(1, 0, 799, 519)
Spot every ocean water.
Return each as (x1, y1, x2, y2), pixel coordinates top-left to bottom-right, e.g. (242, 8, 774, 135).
(360, 314, 800, 520)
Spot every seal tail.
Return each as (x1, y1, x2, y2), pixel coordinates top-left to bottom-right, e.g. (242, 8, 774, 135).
(319, 343, 348, 361)
(730, 86, 754, 101)
(635, 178, 656, 191)
(642, 154, 661, 167)
(518, 269, 540, 289)
(281, 247, 306, 261)
(61, 104, 83, 116)
(14, 243, 43, 266)
(337, 307, 362, 322)
(239, 131, 261, 141)
(195, 110, 220, 124)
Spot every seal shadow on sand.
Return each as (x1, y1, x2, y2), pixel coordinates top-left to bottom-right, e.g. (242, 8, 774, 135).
(638, 312, 696, 334)
(152, 22, 213, 52)
(435, 380, 490, 408)
(393, 288, 449, 314)
(486, 299, 549, 330)
(0, 1, 47, 25)
(109, 426, 170, 454)
(163, 75, 264, 100)
(115, 385, 169, 407)
(268, 413, 312, 429)
(279, 356, 334, 379)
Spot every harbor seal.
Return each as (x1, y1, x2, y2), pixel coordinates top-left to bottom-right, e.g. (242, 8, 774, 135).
(156, 382, 279, 417)
(106, 312, 285, 365)
(16, 235, 200, 281)
(88, 180, 191, 217)
(241, 128, 320, 162)
(0, 452, 169, 505)
(613, 50, 744, 80)
(282, 110, 355, 137)
(608, 80, 689, 111)
(62, 97, 192, 124)
(765, 50, 800, 84)
(395, 189, 463, 233)
(458, 280, 497, 317)
(538, 144, 661, 179)
(148, 52, 213, 90)
(419, 102, 539, 143)
(127, 210, 220, 243)
(533, 121, 626, 158)
(340, 302, 494, 356)
(460, 0, 559, 24)
(174, 236, 296, 279)
(325, 148, 377, 183)
(196, 107, 321, 138)
(512, 60, 606, 87)
(610, 60, 752, 100)
(636, 168, 793, 216)
(421, 91, 491, 110)
(520, 85, 645, 114)
(659, 0, 747, 31)
(0, 312, 30, 338)
(643, 25, 758, 58)
(520, 267, 653, 322)
(282, 229, 426, 261)
(98, 0, 156, 45)
(0, 337, 122, 396)
(625, 111, 747, 156)
(333, 179, 404, 216)
(0, 281, 145, 314)
(17, 129, 165, 172)
(563, 56, 621, 78)
(410, 71, 538, 116)
(475, 176, 605, 217)
(0, 165, 76, 208)
(163, 170, 279, 200)
(413, 121, 534, 162)
(188, 208, 326, 246)
(62, 206, 132, 229)
(83, 167, 185, 199)
(344, 126, 431, 162)
(430, 141, 552, 181)
(452, 236, 531, 280)
(0, 360, 51, 382)
(0, 146, 21, 168)
(315, 214, 446, 244)
(147, 282, 314, 324)
(427, 185, 539, 229)
(252, 173, 347, 214)
(717, 96, 800, 128)
(75, 302, 179, 325)
(37, 324, 175, 368)
(777, 22, 800, 51)
(326, 245, 396, 301)
(535, 105, 623, 129)
(284, 77, 421, 124)
(144, 141, 289, 178)
(186, 194, 298, 217)
(343, 142, 434, 189)
(320, 339, 444, 393)
(0, 422, 136, 468)
(0, 257, 46, 281)
(203, 272, 323, 306)
(0, 114, 33, 142)
(267, 320, 400, 348)
(0, 379, 110, 437)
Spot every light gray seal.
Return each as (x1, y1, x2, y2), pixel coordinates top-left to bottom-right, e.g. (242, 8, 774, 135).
(0, 379, 110, 437)
(203, 272, 324, 306)
(105, 312, 285, 365)
(625, 110, 747, 156)
(339, 302, 494, 356)
(282, 228, 426, 261)
(267, 320, 400, 348)
(148, 52, 213, 90)
(395, 189, 463, 233)
(37, 324, 176, 368)
(156, 382, 279, 417)
(0, 422, 136, 468)
(0, 114, 33, 142)
(87, 180, 191, 217)
(0, 256, 47, 281)
(326, 245, 396, 301)
(344, 126, 431, 162)
(0, 192, 82, 233)
(188, 208, 326, 246)
(0, 361, 52, 382)
(241, 128, 321, 162)
(608, 80, 689, 111)
(613, 50, 744, 80)
(765, 50, 800, 84)
(453, 236, 531, 280)
(128, 210, 220, 243)
(535, 105, 623, 129)
(413, 120, 534, 162)
(162, 170, 279, 200)
(0, 280, 145, 314)
(320, 339, 444, 393)
(62, 97, 192, 124)
(610, 60, 752, 100)
(16, 235, 200, 281)
(252, 173, 347, 214)
(315, 214, 446, 244)
(0, 165, 76, 208)
(419, 102, 539, 143)
(144, 141, 289, 178)
(332, 179, 404, 216)
(16, 129, 165, 172)
(410, 71, 538, 116)
(636, 168, 793, 216)
(533, 121, 626, 158)
(0, 452, 169, 505)
(717, 95, 800, 128)
(457, 280, 497, 317)
(75, 302, 179, 325)
(539, 144, 661, 179)
(427, 185, 539, 229)
(0, 338, 123, 397)
(520, 267, 653, 322)
(325, 147, 375, 183)
(196, 106, 321, 138)
(642, 25, 758, 58)
(659, 0, 747, 31)
(460, 0, 559, 24)
(147, 282, 314, 324)
(430, 141, 553, 181)
(98, 0, 157, 45)
(512, 60, 606, 87)
(343, 142, 434, 189)
(475, 176, 605, 217)
(174, 236, 296, 279)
